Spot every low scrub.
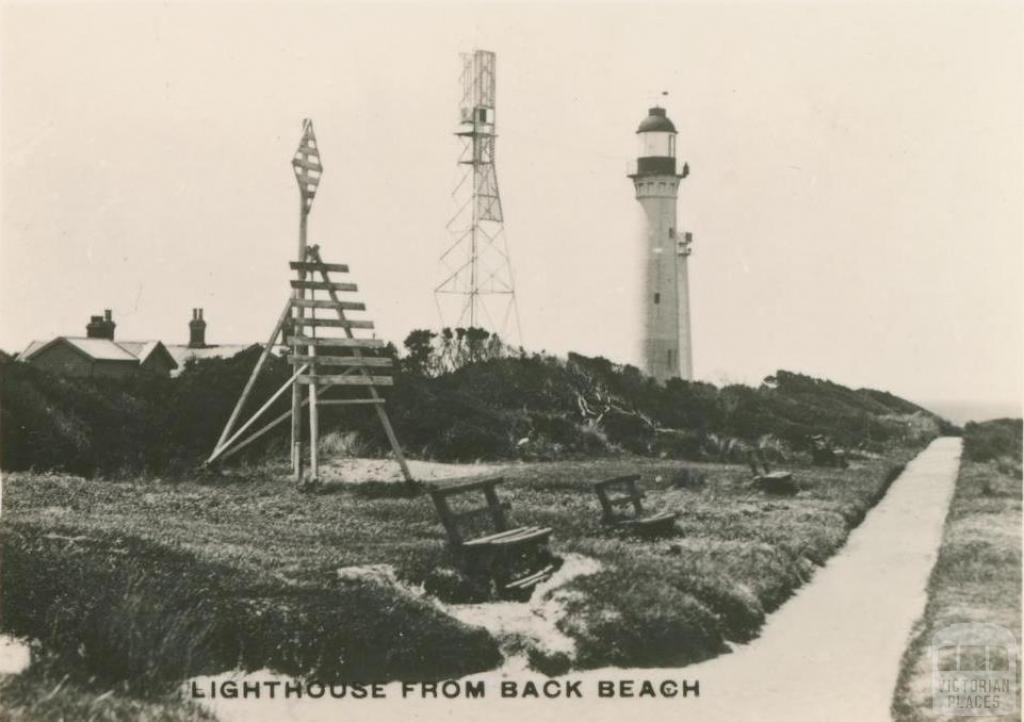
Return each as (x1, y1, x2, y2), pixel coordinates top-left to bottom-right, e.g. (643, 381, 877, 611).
(961, 417, 1023, 465)
(1, 331, 948, 476)
(1, 521, 501, 693)
(0, 651, 213, 722)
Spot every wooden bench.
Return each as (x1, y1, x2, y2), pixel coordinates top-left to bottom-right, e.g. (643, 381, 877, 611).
(810, 434, 850, 468)
(747, 450, 797, 495)
(593, 475, 678, 536)
(428, 477, 554, 597)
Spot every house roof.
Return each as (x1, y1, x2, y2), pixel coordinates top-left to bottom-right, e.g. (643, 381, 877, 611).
(20, 337, 179, 367)
(21, 337, 138, 363)
(19, 337, 280, 375)
(117, 340, 179, 370)
(115, 340, 156, 359)
(20, 340, 48, 358)
(116, 340, 178, 367)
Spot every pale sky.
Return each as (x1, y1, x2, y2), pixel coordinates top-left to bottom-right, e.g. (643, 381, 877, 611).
(2, 1, 1021, 410)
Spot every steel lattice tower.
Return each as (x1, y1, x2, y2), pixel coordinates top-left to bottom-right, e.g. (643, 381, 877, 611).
(435, 50, 522, 344)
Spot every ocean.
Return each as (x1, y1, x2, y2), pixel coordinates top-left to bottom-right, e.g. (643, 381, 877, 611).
(916, 399, 1023, 426)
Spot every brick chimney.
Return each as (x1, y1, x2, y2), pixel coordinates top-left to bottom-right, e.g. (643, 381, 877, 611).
(86, 309, 116, 340)
(189, 308, 207, 348)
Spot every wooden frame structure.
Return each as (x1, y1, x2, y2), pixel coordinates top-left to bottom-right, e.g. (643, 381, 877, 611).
(205, 119, 412, 487)
(428, 477, 554, 595)
(592, 474, 678, 536)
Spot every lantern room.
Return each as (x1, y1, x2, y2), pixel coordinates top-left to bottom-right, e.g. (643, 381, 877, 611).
(635, 107, 678, 176)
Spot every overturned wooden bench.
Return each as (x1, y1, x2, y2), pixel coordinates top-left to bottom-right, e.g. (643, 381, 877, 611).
(747, 450, 798, 495)
(428, 477, 555, 596)
(593, 475, 678, 536)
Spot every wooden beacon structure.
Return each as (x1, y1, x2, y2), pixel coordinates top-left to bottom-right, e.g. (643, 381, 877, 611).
(206, 119, 412, 487)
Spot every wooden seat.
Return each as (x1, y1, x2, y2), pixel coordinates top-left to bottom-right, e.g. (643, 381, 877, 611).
(505, 565, 556, 591)
(593, 475, 678, 537)
(428, 477, 555, 596)
(463, 526, 552, 547)
(747, 450, 798, 495)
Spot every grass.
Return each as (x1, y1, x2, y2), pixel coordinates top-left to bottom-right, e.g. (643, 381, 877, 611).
(0, 650, 213, 722)
(1, 447, 918, 704)
(890, 438, 1022, 720)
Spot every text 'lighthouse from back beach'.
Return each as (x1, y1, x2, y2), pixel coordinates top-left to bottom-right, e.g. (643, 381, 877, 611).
(629, 105, 693, 382)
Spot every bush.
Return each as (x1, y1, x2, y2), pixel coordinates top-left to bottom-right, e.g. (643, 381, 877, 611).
(1, 522, 502, 690)
(963, 418, 1022, 463)
(562, 570, 727, 669)
(1, 335, 946, 477)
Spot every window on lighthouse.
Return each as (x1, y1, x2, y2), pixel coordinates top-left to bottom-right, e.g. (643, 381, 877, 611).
(638, 131, 675, 158)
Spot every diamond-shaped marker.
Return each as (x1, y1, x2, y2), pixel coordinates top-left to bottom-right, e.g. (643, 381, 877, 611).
(292, 118, 322, 212)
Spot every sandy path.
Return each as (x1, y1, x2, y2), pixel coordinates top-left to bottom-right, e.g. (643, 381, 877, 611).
(316, 457, 503, 484)
(192, 438, 963, 722)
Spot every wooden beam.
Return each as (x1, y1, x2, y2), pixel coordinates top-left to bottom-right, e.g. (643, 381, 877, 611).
(210, 364, 309, 464)
(210, 298, 292, 461)
(290, 280, 358, 292)
(306, 246, 414, 485)
(318, 398, 386, 406)
(218, 407, 294, 463)
(297, 374, 393, 386)
(213, 376, 387, 463)
(290, 261, 349, 273)
(309, 347, 320, 481)
(286, 336, 385, 348)
(290, 355, 392, 367)
(292, 318, 374, 330)
(292, 203, 309, 482)
(291, 298, 366, 311)
(431, 476, 505, 498)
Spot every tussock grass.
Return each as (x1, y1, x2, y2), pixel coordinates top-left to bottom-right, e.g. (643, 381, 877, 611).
(0, 651, 214, 722)
(891, 425, 1022, 721)
(2, 446, 917, 697)
(1, 516, 501, 695)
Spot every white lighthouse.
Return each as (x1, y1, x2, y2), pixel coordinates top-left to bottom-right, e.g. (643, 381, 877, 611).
(629, 106, 693, 382)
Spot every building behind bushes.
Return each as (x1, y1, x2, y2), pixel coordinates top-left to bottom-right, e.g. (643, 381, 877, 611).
(17, 308, 253, 381)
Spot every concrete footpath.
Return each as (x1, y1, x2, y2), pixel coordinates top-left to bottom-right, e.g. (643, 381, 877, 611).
(671, 435, 963, 721)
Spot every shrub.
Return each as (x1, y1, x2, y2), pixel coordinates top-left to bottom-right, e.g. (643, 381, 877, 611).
(1, 522, 502, 690)
(562, 570, 727, 669)
(1, 337, 946, 476)
(963, 418, 1022, 463)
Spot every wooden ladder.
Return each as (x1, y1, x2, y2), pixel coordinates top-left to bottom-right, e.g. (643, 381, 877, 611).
(207, 246, 413, 487)
(287, 245, 412, 485)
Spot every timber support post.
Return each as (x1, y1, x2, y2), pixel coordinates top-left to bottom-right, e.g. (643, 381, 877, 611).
(207, 118, 413, 489)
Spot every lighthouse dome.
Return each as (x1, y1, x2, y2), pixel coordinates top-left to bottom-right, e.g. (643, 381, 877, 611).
(636, 107, 677, 134)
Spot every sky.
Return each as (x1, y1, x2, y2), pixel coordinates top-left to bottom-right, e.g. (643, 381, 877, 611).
(2, 1, 1021, 414)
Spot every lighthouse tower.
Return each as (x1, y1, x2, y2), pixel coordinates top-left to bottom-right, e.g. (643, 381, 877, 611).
(629, 106, 693, 382)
